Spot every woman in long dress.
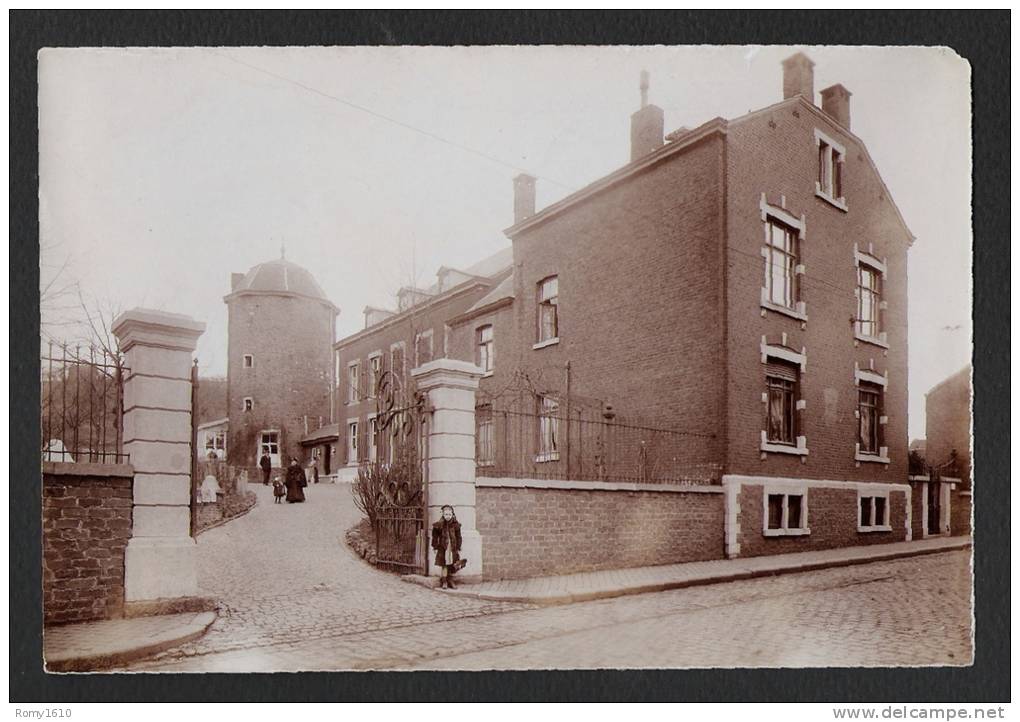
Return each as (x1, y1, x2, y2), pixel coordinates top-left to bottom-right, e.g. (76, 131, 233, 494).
(284, 457, 307, 503)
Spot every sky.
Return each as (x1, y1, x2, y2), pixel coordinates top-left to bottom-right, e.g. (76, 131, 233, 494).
(38, 45, 971, 440)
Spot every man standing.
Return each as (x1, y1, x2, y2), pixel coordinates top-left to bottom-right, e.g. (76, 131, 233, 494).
(259, 451, 272, 486)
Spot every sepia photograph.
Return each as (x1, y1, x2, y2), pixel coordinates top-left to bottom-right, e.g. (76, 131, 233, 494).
(34, 41, 976, 676)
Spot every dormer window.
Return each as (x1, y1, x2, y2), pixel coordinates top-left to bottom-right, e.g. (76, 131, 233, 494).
(814, 129, 847, 211)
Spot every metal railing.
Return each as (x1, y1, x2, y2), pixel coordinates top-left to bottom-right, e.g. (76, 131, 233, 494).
(476, 407, 720, 485)
(41, 342, 128, 464)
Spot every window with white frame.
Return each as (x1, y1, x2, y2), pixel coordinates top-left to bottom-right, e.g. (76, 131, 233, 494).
(764, 217, 800, 311)
(476, 324, 494, 373)
(259, 430, 280, 466)
(347, 421, 359, 464)
(334, 351, 341, 388)
(368, 354, 382, 398)
(854, 251, 887, 344)
(765, 360, 798, 445)
(815, 129, 847, 208)
(859, 493, 890, 531)
(765, 490, 808, 535)
(243, 354, 254, 368)
(857, 382, 883, 456)
(536, 276, 559, 345)
(368, 416, 379, 462)
(243, 397, 254, 412)
(203, 429, 226, 459)
(476, 405, 494, 467)
(536, 395, 560, 462)
(347, 362, 360, 404)
(415, 329, 434, 367)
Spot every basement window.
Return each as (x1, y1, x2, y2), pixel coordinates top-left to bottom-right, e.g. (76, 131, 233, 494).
(859, 493, 891, 532)
(764, 489, 809, 536)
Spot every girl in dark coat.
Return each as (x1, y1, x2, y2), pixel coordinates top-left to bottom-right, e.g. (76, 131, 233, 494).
(431, 505, 462, 589)
(284, 457, 307, 503)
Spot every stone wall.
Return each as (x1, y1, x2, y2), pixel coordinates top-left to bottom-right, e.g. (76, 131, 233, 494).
(476, 480, 725, 580)
(43, 462, 133, 625)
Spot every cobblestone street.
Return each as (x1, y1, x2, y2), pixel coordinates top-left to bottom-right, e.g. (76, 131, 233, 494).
(124, 483, 973, 672)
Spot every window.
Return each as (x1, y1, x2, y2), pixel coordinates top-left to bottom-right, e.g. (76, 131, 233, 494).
(334, 351, 341, 388)
(859, 494, 890, 531)
(243, 397, 254, 412)
(854, 251, 887, 346)
(476, 405, 494, 467)
(347, 421, 359, 464)
(415, 329, 434, 367)
(259, 431, 280, 466)
(368, 416, 379, 462)
(764, 218, 800, 311)
(765, 361, 798, 445)
(476, 325, 494, 373)
(536, 276, 559, 345)
(347, 362, 360, 404)
(764, 491, 809, 535)
(536, 395, 560, 462)
(243, 354, 254, 368)
(857, 382, 882, 455)
(368, 354, 382, 398)
(203, 430, 226, 459)
(815, 129, 847, 209)
(390, 343, 405, 382)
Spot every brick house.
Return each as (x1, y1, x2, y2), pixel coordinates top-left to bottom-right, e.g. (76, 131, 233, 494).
(224, 253, 338, 474)
(912, 365, 971, 538)
(326, 247, 512, 480)
(443, 53, 917, 577)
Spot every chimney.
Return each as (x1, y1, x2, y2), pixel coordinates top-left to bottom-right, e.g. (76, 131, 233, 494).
(630, 70, 664, 161)
(230, 272, 245, 291)
(513, 173, 536, 225)
(781, 52, 815, 103)
(820, 84, 852, 129)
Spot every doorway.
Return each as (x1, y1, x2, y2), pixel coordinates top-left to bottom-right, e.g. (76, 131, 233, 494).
(926, 481, 941, 536)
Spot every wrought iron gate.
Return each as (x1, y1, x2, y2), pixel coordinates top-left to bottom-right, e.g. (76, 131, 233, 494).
(370, 371, 430, 574)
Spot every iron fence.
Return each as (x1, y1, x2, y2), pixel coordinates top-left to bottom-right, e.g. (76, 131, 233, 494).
(476, 407, 720, 485)
(41, 342, 128, 464)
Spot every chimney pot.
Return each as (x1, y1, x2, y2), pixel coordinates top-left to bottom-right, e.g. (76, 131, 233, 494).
(630, 71, 664, 161)
(781, 52, 815, 103)
(820, 83, 852, 129)
(513, 174, 536, 225)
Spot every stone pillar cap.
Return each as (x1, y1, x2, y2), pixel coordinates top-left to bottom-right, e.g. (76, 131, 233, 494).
(411, 358, 484, 389)
(113, 308, 206, 352)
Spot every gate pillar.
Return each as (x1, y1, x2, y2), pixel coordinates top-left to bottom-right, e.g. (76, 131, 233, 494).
(411, 358, 484, 580)
(113, 308, 205, 602)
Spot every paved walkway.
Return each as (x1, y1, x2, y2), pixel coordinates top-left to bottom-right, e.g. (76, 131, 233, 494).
(44, 611, 216, 672)
(434, 535, 972, 604)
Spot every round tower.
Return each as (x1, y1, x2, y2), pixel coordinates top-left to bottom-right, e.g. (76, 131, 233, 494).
(223, 252, 337, 473)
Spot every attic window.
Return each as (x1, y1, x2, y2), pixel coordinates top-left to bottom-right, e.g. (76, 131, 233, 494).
(814, 129, 848, 211)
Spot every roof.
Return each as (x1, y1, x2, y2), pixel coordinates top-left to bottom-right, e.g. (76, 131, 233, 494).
(227, 257, 335, 308)
(449, 271, 515, 325)
(300, 422, 340, 445)
(505, 96, 915, 246)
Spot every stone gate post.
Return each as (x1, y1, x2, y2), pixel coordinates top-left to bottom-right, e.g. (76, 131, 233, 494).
(411, 358, 484, 580)
(113, 309, 205, 603)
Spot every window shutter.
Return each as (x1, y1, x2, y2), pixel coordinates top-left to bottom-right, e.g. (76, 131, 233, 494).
(765, 360, 798, 381)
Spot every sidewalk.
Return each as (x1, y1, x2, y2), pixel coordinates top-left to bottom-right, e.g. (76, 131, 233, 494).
(44, 610, 217, 672)
(435, 536, 971, 605)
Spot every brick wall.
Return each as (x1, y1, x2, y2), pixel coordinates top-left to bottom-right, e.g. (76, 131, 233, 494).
(334, 281, 499, 467)
(950, 489, 972, 536)
(734, 481, 909, 558)
(477, 483, 725, 580)
(43, 463, 133, 625)
(925, 366, 972, 487)
(724, 100, 911, 484)
(501, 134, 726, 464)
(226, 293, 335, 468)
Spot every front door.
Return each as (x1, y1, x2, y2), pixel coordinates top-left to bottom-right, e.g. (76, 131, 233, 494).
(323, 443, 331, 475)
(927, 481, 941, 536)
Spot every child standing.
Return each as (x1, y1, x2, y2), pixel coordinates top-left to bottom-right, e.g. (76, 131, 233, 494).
(272, 476, 285, 504)
(431, 505, 463, 589)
